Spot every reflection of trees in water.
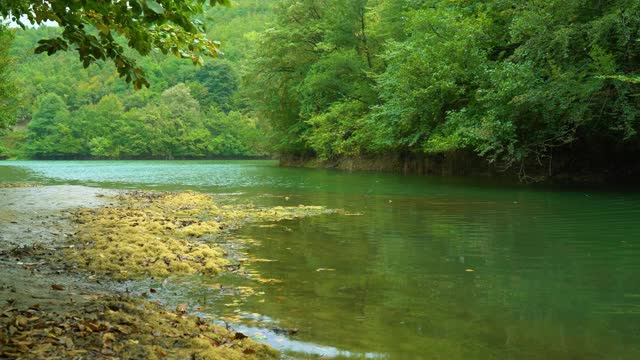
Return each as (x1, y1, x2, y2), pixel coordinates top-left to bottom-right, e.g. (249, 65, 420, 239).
(240, 194, 640, 359)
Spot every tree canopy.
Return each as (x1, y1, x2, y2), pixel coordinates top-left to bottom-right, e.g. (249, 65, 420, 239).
(0, 0, 230, 88)
(0, 26, 17, 133)
(0, 2, 276, 160)
(243, 0, 640, 179)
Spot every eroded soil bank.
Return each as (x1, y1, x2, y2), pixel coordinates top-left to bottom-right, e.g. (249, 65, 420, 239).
(0, 185, 327, 359)
(279, 150, 640, 184)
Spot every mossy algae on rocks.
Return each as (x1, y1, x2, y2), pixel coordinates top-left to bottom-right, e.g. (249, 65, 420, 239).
(66, 192, 228, 279)
(65, 191, 332, 279)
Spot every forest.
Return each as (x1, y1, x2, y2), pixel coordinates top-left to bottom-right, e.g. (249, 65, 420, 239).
(242, 0, 640, 180)
(0, 1, 275, 159)
(2, 0, 640, 179)
(2, 1, 640, 359)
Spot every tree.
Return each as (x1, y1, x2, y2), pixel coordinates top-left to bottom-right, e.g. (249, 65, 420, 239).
(25, 92, 83, 158)
(244, 0, 378, 155)
(0, 26, 18, 132)
(0, 0, 230, 88)
(190, 60, 238, 111)
(27, 93, 69, 138)
(157, 83, 202, 157)
(160, 83, 201, 122)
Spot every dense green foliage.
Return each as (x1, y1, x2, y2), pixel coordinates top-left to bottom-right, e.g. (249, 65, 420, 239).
(0, 0, 229, 88)
(0, 27, 17, 134)
(244, 0, 640, 178)
(3, 0, 640, 177)
(0, 2, 275, 160)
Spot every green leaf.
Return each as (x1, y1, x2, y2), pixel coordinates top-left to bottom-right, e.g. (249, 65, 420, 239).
(146, 0, 165, 14)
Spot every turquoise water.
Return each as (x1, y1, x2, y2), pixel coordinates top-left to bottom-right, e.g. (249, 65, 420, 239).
(2, 160, 640, 359)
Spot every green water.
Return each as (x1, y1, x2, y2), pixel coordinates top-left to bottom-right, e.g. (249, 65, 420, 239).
(2, 160, 640, 359)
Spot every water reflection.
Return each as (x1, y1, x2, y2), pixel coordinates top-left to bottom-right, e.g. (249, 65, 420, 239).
(234, 195, 640, 359)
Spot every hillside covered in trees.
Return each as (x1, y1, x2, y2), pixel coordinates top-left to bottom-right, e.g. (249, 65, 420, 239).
(0, 1, 275, 159)
(2, 0, 640, 180)
(243, 0, 640, 181)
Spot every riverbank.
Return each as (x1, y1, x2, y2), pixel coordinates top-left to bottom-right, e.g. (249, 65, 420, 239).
(279, 150, 640, 184)
(280, 152, 490, 177)
(0, 185, 304, 359)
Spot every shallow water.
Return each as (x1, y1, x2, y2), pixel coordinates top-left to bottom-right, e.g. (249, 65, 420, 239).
(2, 160, 640, 359)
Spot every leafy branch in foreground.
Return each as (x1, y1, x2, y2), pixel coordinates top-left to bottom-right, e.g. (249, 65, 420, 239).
(0, 0, 230, 88)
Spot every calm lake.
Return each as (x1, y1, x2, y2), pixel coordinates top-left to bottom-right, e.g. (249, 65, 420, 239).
(2, 160, 640, 359)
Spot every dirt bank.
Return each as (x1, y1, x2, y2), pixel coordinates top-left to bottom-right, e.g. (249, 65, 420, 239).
(279, 152, 494, 177)
(279, 151, 636, 184)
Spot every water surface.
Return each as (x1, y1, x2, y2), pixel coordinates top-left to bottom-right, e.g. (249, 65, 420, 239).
(2, 160, 640, 359)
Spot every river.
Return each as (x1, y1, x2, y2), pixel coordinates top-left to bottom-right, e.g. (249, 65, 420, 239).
(2, 160, 640, 359)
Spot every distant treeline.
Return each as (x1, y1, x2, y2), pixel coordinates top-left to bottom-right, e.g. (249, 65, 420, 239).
(1, 1, 276, 159)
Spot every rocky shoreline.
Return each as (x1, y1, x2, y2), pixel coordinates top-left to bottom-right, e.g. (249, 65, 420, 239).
(0, 184, 329, 359)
